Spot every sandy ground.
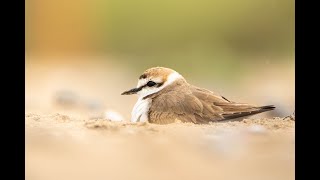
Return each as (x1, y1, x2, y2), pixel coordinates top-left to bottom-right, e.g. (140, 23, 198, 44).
(26, 112, 294, 180)
(26, 57, 295, 180)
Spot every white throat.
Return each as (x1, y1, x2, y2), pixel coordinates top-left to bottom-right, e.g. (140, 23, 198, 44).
(131, 71, 183, 122)
(131, 97, 151, 122)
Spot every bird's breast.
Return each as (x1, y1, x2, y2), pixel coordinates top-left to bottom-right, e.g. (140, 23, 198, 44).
(131, 97, 151, 122)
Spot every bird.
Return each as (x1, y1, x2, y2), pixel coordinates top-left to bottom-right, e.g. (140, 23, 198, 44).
(121, 67, 275, 124)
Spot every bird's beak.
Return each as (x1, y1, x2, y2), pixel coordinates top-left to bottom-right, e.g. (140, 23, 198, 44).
(121, 87, 140, 95)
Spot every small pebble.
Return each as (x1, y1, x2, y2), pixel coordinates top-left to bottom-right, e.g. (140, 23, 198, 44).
(104, 110, 124, 122)
(247, 125, 267, 134)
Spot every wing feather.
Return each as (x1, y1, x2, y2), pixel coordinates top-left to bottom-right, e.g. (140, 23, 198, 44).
(148, 82, 274, 124)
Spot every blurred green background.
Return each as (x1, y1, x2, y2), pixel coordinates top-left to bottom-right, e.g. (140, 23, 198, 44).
(25, 0, 294, 118)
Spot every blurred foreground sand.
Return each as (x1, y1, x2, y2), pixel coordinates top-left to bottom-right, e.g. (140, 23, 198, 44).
(26, 113, 294, 180)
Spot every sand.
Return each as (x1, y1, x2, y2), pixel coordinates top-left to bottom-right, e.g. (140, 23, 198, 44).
(26, 113, 294, 180)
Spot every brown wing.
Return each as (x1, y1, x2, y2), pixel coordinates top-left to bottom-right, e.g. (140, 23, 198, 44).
(148, 84, 207, 124)
(191, 86, 275, 122)
(149, 82, 275, 124)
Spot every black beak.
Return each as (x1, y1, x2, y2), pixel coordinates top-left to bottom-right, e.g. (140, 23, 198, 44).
(121, 87, 140, 95)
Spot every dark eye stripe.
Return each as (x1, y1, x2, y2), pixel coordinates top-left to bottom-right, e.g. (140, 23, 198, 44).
(138, 81, 162, 90)
(147, 81, 157, 87)
(157, 82, 164, 87)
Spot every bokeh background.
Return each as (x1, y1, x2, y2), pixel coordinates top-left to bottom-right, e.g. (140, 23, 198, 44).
(25, 0, 294, 119)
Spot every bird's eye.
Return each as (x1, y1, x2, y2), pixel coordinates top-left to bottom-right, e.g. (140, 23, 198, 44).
(147, 81, 157, 87)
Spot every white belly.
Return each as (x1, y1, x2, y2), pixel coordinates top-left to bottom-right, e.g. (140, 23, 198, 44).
(131, 98, 151, 122)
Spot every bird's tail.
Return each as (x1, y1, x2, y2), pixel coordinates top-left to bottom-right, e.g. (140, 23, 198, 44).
(257, 105, 276, 112)
(221, 105, 276, 120)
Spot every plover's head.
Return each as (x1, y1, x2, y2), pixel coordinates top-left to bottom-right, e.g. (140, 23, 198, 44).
(121, 67, 185, 98)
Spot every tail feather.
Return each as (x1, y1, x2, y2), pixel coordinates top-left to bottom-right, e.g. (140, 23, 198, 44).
(259, 105, 276, 112)
(221, 105, 275, 120)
